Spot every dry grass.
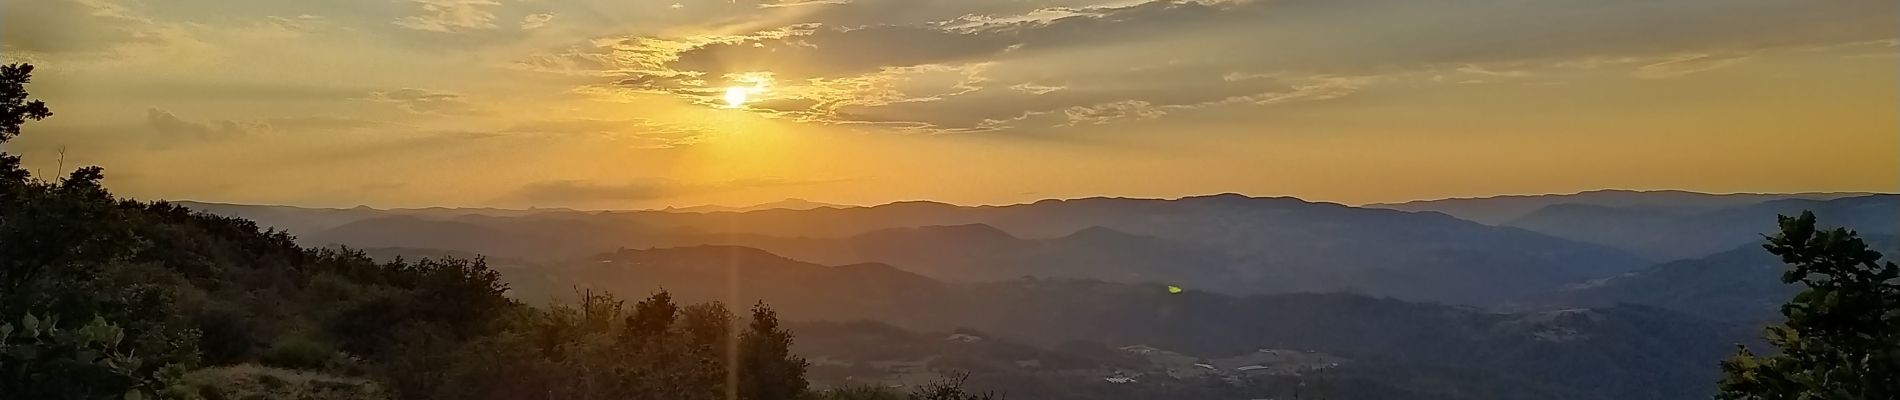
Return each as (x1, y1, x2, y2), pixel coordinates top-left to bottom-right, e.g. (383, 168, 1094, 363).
(183, 364, 388, 400)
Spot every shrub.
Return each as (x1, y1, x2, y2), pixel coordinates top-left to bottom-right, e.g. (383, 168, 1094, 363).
(261, 337, 333, 370)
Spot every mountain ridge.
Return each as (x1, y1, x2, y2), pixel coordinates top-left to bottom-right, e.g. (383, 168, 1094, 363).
(284, 194, 1647, 304)
(1371, 190, 1878, 225)
(495, 244, 1743, 400)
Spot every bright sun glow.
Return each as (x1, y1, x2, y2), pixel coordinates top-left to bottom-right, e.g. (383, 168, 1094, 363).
(723, 87, 751, 108)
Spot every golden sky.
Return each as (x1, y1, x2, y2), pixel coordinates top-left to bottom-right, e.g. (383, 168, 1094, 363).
(2, 0, 1895, 209)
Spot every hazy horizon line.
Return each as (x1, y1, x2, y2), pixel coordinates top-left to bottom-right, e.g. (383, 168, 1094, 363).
(162, 188, 1891, 213)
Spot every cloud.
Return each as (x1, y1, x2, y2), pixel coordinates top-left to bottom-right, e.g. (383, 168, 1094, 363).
(364, 88, 482, 114)
(263, 116, 396, 131)
(1452, 65, 1532, 79)
(661, 25, 1015, 81)
(1060, 100, 1164, 126)
(1009, 83, 1064, 95)
(1632, 53, 1752, 79)
(1, 0, 197, 55)
(514, 0, 1892, 133)
(502, 177, 847, 204)
(104, 80, 370, 103)
(946, 74, 1369, 132)
(396, 0, 504, 33)
(500, 118, 709, 148)
(1196, 74, 1371, 106)
(143, 109, 392, 145)
(759, 0, 854, 9)
(946, 0, 1894, 71)
(749, 0, 1130, 28)
(244, 15, 331, 39)
(277, 131, 504, 166)
(804, 64, 1364, 132)
(519, 13, 554, 30)
(147, 109, 256, 141)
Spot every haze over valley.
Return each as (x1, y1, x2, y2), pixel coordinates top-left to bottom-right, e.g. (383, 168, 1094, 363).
(158, 190, 1895, 398)
(5, 0, 1897, 398)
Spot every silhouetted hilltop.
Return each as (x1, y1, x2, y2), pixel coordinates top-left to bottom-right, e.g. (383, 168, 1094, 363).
(171, 200, 588, 236)
(505, 245, 945, 321)
(1506, 194, 1898, 261)
(1530, 235, 1898, 322)
(511, 244, 1741, 400)
(665, 198, 850, 213)
(223, 194, 1646, 304)
(1371, 190, 1874, 225)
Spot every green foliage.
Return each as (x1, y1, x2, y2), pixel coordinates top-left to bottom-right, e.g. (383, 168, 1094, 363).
(390, 290, 809, 400)
(261, 336, 334, 370)
(810, 374, 1002, 400)
(0, 313, 185, 399)
(1, 62, 198, 400)
(1717, 211, 1900, 399)
(322, 255, 513, 357)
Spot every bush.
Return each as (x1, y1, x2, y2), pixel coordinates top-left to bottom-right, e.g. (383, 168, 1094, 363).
(810, 374, 1002, 400)
(261, 337, 333, 370)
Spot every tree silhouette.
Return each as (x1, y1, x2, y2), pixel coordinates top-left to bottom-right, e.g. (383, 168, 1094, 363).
(2, 63, 52, 184)
(1718, 211, 1900, 399)
(623, 290, 680, 342)
(739, 301, 809, 400)
(1, 63, 53, 144)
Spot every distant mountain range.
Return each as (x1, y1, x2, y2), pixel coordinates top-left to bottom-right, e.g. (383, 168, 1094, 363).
(683, 220, 1637, 305)
(1503, 195, 1897, 261)
(692, 224, 1234, 286)
(502, 245, 943, 321)
(289, 190, 1900, 400)
(170, 201, 582, 235)
(178, 191, 1898, 305)
(404, 245, 1743, 400)
(170, 198, 850, 234)
(662, 198, 850, 213)
(1369, 190, 1873, 225)
(228, 194, 1649, 304)
(1524, 235, 1898, 323)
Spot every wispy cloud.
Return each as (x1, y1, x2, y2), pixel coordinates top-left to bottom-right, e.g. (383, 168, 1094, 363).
(500, 117, 709, 148)
(509, 0, 1894, 133)
(1632, 54, 1752, 79)
(146, 108, 255, 142)
(1, 0, 204, 57)
(396, 0, 504, 33)
(364, 88, 484, 115)
(519, 13, 554, 30)
(144, 109, 395, 144)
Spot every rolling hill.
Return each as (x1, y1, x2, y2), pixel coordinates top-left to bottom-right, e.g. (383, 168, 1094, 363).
(1505, 195, 1897, 261)
(282, 194, 1649, 304)
(491, 245, 1745, 400)
(1369, 190, 1871, 225)
(1529, 235, 1897, 323)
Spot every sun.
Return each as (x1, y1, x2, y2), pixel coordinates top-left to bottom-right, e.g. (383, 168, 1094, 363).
(723, 87, 751, 108)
